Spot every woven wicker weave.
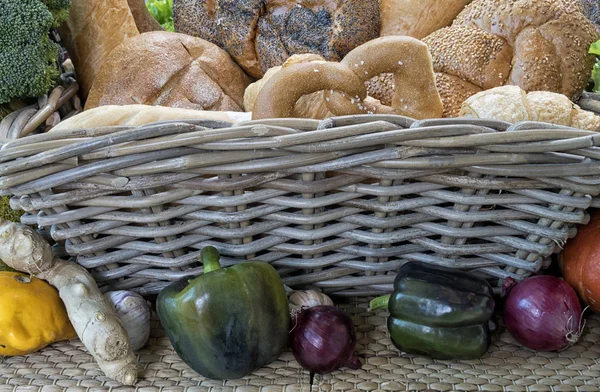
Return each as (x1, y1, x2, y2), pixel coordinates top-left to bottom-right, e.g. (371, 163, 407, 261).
(1, 115, 600, 296)
(2, 299, 600, 392)
(0, 78, 81, 141)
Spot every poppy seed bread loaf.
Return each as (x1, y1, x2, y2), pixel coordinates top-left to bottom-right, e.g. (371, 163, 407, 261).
(173, 0, 380, 78)
(579, 0, 600, 32)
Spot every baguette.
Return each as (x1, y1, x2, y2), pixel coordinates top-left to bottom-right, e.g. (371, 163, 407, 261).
(59, 0, 140, 99)
(50, 105, 252, 132)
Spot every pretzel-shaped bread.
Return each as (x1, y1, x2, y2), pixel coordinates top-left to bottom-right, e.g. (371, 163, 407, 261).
(252, 62, 367, 120)
(252, 36, 443, 120)
(326, 36, 443, 119)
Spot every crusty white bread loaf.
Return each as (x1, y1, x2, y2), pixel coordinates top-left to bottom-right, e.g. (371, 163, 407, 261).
(50, 105, 252, 132)
(58, 0, 140, 99)
(85, 32, 251, 112)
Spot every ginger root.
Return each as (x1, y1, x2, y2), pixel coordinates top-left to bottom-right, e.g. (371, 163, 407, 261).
(0, 219, 137, 385)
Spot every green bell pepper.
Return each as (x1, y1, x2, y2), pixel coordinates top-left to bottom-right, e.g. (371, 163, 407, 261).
(370, 262, 495, 360)
(157, 246, 290, 380)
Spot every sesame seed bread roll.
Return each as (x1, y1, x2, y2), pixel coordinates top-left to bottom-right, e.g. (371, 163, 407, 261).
(422, 0, 598, 117)
(434, 73, 482, 118)
(425, 26, 513, 90)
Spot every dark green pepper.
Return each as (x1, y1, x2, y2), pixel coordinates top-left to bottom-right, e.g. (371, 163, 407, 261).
(371, 262, 495, 360)
(157, 246, 290, 380)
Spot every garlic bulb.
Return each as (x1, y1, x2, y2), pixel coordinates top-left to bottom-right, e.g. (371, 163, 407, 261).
(104, 290, 151, 351)
(289, 290, 334, 316)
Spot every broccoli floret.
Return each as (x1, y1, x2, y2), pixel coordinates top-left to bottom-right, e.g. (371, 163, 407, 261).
(41, 0, 71, 26)
(0, 0, 71, 105)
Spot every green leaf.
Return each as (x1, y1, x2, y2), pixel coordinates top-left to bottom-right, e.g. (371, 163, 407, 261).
(589, 40, 600, 93)
(590, 40, 600, 56)
(146, 0, 173, 28)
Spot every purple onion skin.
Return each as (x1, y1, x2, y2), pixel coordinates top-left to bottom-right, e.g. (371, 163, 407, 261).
(503, 275, 583, 351)
(290, 305, 361, 374)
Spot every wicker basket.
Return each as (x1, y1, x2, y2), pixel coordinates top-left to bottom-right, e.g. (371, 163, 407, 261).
(0, 82, 80, 141)
(1, 114, 599, 297)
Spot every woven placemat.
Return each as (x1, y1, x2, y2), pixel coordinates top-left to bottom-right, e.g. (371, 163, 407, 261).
(1, 300, 600, 392)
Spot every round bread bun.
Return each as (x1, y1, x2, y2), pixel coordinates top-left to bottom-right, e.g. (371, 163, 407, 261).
(459, 85, 600, 131)
(421, 0, 598, 117)
(85, 32, 251, 112)
(173, 0, 380, 78)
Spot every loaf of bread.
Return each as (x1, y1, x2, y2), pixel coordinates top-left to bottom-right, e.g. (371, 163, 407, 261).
(244, 54, 336, 119)
(85, 32, 251, 112)
(380, 0, 471, 38)
(127, 0, 164, 32)
(421, 0, 598, 117)
(50, 105, 251, 132)
(173, 0, 380, 78)
(459, 85, 600, 131)
(59, 0, 140, 99)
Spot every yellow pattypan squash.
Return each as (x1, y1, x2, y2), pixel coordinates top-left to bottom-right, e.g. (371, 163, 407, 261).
(0, 272, 77, 356)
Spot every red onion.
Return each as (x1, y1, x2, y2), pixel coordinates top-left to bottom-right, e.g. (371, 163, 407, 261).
(503, 275, 585, 351)
(290, 305, 361, 375)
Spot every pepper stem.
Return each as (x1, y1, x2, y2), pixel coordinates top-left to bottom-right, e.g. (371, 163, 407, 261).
(201, 246, 222, 273)
(368, 295, 391, 311)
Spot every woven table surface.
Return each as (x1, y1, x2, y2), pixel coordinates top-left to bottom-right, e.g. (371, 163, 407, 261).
(1, 300, 600, 392)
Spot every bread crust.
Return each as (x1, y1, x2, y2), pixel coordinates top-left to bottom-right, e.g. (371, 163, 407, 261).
(85, 32, 251, 112)
(174, 0, 380, 78)
(423, 0, 598, 117)
(460, 85, 600, 131)
(380, 0, 470, 39)
(58, 0, 140, 99)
